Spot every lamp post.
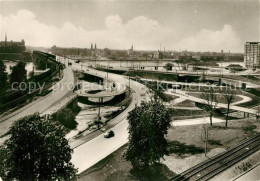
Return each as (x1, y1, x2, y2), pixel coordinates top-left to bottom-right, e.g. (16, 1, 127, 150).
(129, 75, 131, 91)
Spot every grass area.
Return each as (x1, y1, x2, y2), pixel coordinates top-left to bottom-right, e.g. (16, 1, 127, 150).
(104, 109, 122, 121)
(167, 141, 204, 157)
(222, 75, 260, 85)
(167, 118, 259, 154)
(174, 100, 196, 107)
(133, 80, 175, 102)
(208, 139, 222, 146)
(78, 118, 259, 180)
(238, 89, 260, 108)
(157, 91, 175, 102)
(242, 125, 257, 133)
(79, 144, 176, 181)
(169, 108, 208, 119)
(186, 92, 243, 104)
(241, 75, 260, 81)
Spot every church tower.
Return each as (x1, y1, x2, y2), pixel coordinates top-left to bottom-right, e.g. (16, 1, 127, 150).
(5, 33, 7, 46)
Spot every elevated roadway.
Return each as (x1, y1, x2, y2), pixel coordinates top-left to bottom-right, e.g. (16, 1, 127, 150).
(56, 56, 149, 173)
(74, 69, 127, 98)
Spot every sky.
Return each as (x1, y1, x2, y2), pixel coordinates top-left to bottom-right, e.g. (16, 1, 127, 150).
(0, 0, 259, 53)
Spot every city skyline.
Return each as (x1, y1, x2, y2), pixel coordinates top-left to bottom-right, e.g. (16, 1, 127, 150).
(0, 0, 259, 52)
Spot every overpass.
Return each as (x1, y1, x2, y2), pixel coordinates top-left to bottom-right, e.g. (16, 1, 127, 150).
(74, 69, 127, 98)
(55, 55, 150, 173)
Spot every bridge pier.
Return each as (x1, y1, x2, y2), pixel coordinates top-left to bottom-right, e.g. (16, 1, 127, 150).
(242, 83, 246, 90)
(218, 78, 222, 85)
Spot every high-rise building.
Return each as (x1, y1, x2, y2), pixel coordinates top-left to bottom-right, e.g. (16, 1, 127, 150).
(244, 42, 260, 69)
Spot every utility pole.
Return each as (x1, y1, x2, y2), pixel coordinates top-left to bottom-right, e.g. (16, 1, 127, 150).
(106, 59, 109, 88)
(129, 75, 131, 91)
(97, 97, 101, 128)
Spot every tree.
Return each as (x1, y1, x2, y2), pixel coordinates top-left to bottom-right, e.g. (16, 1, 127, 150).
(201, 87, 218, 126)
(94, 120, 103, 130)
(222, 88, 235, 127)
(0, 114, 77, 180)
(0, 60, 8, 102)
(10, 61, 27, 84)
(164, 63, 173, 71)
(55, 108, 78, 129)
(124, 97, 171, 169)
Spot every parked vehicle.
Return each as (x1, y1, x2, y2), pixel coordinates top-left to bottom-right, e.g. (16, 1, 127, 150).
(104, 130, 115, 138)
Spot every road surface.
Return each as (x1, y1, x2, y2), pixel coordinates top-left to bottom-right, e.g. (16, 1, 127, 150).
(165, 89, 259, 116)
(235, 163, 260, 181)
(0, 67, 74, 142)
(58, 57, 149, 173)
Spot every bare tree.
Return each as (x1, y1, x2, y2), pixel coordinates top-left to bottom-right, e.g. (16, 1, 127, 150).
(201, 87, 218, 126)
(222, 88, 235, 127)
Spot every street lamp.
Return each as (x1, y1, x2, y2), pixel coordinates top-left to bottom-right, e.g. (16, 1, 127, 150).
(129, 75, 131, 92)
(107, 59, 109, 88)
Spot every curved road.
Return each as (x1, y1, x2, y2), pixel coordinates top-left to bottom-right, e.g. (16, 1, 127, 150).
(0, 67, 74, 144)
(75, 70, 127, 98)
(165, 89, 259, 116)
(57, 57, 149, 173)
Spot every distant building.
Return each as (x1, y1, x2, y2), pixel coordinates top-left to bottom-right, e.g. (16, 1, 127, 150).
(0, 33, 26, 60)
(128, 44, 134, 56)
(244, 42, 260, 69)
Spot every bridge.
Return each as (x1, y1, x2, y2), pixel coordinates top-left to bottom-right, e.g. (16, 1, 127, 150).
(55, 55, 128, 99)
(74, 70, 127, 98)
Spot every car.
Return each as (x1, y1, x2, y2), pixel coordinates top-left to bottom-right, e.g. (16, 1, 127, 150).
(104, 130, 115, 138)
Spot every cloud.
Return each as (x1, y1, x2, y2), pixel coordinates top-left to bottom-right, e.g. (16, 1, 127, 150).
(178, 25, 242, 52)
(0, 10, 242, 52)
(0, 10, 173, 50)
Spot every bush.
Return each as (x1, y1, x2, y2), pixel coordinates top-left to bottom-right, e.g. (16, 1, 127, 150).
(208, 139, 222, 146)
(55, 108, 78, 129)
(167, 141, 204, 156)
(242, 125, 257, 133)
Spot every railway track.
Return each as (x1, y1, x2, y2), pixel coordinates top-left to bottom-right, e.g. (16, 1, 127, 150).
(170, 132, 260, 181)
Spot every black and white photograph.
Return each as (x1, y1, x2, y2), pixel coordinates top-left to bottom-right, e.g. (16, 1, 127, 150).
(0, 0, 260, 180)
